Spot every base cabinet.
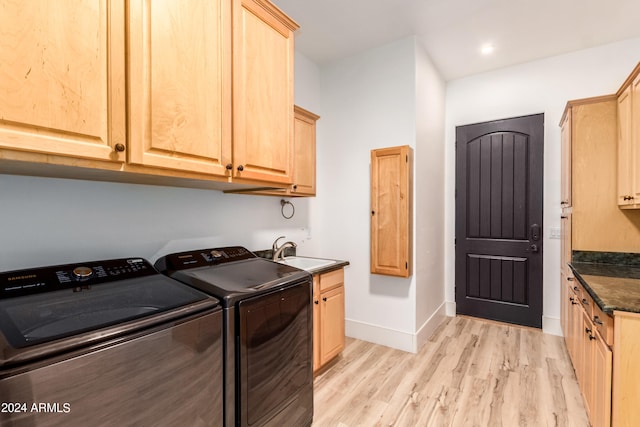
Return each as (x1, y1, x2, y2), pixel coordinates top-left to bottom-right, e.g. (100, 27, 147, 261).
(313, 268, 345, 372)
(564, 279, 612, 427)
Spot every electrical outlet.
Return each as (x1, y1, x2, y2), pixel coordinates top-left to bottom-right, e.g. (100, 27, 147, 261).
(549, 228, 561, 239)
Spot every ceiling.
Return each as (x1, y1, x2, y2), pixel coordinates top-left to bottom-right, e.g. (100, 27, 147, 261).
(270, 0, 640, 81)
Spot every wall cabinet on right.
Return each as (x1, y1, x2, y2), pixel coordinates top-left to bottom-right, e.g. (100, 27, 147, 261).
(617, 64, 640, 208)
(370, 145, 413, 277)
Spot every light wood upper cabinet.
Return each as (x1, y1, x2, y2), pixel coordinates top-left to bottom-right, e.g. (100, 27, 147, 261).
(560, 109, 572, 207)
(291, 106, 319, 195)
(127, 0, 232, 176)
(370, 145, 413, 277)
(617, 85, 633, 206)
(0, 0, 126, 163)
(231, 0, 298, 184)
(617, 64, 640, 209)
(0, 0, 300, 189)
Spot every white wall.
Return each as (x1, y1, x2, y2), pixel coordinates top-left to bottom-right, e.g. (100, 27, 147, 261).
(444, 37, 640, 335)
(0, 174, 315, 270)
(316, 36, 446, 352)
(414, 41, 447, 347)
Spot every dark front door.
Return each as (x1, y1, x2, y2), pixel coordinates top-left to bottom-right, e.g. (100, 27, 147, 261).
(455, 114, 544, 328)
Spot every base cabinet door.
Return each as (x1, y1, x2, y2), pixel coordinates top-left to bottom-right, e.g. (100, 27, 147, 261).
(312, 275, 321, 372)
(0, 0, 126, 163)
(592, 333, 612, 427)
(313, 268, 345, 372)
(319, 285, 345, 366)
(580, 311, 594, 417)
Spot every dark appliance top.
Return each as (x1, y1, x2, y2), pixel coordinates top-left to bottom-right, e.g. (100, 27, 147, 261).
(154, 246, 311, 306)
(0, 257, 219, 367)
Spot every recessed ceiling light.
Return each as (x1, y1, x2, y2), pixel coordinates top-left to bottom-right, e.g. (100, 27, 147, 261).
(481, 44, 494, 55)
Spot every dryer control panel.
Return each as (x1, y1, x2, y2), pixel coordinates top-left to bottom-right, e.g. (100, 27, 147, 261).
(156, 246, 256, 272)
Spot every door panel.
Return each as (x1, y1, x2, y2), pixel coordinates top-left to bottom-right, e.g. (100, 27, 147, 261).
(455, 114, 544, 328)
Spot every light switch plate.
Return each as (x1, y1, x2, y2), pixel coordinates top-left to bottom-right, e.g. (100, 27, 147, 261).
(549, 227, 561, 239)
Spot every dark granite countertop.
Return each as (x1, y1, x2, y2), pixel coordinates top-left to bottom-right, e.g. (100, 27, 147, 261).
(569, 261, 640, 315)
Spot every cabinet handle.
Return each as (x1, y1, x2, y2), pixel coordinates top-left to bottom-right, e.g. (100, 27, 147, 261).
(225, 164, 233, 170)
(115, 143, 126, 152)
(237, 165, 244, 172)
(314, 300, 319, 305)
(581, 298, 589, 306)
(585, 327, 592, 334)
(589, 334, 597, 341)
(568, 277, 575, 282)
(322, 297, 327, 302)
(593, 316, 603, 325)
(573, 286, 578, 291)
(561, 215, 568, 219)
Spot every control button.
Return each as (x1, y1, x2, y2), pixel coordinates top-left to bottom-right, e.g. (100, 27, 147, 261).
(72, 266, 93, 280)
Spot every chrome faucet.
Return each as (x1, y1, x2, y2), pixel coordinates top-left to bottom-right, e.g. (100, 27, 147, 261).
(272, 237, 296, 261)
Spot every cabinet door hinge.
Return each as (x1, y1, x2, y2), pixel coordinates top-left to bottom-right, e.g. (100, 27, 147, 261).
(406, 154, 408, 162)
(405, 262, 408, 269)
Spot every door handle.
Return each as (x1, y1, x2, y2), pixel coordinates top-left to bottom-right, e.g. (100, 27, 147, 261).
(528, 244, 539, 253)
(530, 224, 540, 241)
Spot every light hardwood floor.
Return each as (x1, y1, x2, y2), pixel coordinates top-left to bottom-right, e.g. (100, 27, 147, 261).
(312, 316, 589, 426)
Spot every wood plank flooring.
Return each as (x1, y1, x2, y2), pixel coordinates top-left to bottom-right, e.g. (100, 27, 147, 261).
(312, 316, 589, 426)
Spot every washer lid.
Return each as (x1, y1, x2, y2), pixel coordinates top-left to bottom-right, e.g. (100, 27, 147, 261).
(171, 258, 310, 306)
(0, 258, 219, 367)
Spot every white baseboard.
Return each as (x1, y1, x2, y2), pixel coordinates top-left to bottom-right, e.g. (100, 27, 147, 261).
(445, 301, 456, 316)
(345, 319, 415, 353)
(345, 301, 448, 353)
(415, 301, 448, 351)
(543, 315, 563, 336)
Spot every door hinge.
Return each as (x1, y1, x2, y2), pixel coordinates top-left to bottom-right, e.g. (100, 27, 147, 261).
(406, 154, 408, 162)
(405, 262, 408, 269)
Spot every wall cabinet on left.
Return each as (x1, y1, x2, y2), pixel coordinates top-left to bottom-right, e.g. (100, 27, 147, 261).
(0, 0, 126, 163)
(0, 0, 298, 190)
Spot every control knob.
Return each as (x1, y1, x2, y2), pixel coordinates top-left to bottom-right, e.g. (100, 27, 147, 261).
(72, 266, 93, 280)
(210, 250, 224, 259)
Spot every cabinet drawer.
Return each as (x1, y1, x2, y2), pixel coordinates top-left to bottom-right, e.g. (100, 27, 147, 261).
(320, 268, 344, 292)
(593, 304, 614, 347)
(580, 291, 594, 319)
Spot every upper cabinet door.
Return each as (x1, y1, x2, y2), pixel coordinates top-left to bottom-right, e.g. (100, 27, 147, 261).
(560, 109, 572, 208)
(617, 85, 633, 206)
(232, 0, 298, 184)
(0, 0, 126, 162)
(292, 106, 320, 196)
(128, 0, 232, 176)
(632, 74, 640, 202)
(370, 145, 414, 278)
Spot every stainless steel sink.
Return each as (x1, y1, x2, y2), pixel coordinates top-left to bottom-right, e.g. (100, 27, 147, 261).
(277, 256, 336, 272)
